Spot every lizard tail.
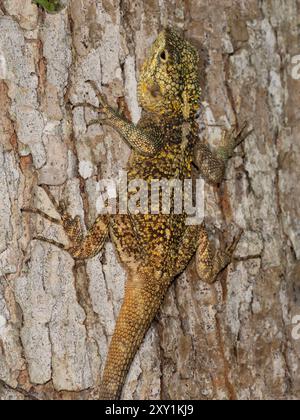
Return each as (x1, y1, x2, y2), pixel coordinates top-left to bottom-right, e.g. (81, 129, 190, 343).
(99, 276, 168, 399)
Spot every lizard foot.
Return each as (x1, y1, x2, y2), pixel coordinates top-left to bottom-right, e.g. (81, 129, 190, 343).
(196, 227, 244, 284)
(218, 122, 253, 161)
(22, 185, 84, 256)
(71, 80, 117, 128)
(231, 122, 254, 150)
(224, 228, 244, 257)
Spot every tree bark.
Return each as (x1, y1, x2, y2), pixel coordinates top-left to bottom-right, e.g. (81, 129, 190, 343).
(0, 0, 300, 400)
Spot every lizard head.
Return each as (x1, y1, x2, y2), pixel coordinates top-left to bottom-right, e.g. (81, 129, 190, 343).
(138, 28, 201, 120)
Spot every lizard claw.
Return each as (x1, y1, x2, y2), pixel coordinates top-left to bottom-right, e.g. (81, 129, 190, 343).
(85, 80, 115, 127)
(233, 121, 253, 149)
(70, 101, 110, 129)
(71, 102, 100, 113)
(219, 122, 253, 161)
(226, 228, 244, 255)
(38, 184, 62, 214)
(85, 80, 109, 109)
(38, 185, 69, 219)
(21, 207, 62, 225)
(86, 117, 109, 129)
(58, 199, 69, 214)
(33, 236, 67, 251)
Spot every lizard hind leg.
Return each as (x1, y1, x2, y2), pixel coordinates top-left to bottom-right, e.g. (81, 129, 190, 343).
(22, 184, 84, 247)
(22, 185, 109, 260)
(173, 224, 202, 277)
(196, 225, 243, 284)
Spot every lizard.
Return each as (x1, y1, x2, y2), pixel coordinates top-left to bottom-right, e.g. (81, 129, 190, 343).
(22, 28, 251, 400)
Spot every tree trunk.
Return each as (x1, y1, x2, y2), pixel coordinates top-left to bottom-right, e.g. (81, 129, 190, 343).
(0, 0, 299, 401)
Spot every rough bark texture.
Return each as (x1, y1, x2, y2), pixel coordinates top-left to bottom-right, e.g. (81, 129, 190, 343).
(0, 0, 300, 401)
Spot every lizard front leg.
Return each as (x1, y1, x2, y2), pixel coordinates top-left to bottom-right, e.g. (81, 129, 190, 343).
(196, 224, 242, 284)
(84, 81, 163, 156)
(22, 185, 109, 260)
(194, 123, 252, 184)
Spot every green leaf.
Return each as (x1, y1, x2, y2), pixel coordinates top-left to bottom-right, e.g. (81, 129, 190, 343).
(32, 0, 64, 13)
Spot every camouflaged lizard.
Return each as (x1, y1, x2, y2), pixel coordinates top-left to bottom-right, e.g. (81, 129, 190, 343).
(23, 28, 250, 399)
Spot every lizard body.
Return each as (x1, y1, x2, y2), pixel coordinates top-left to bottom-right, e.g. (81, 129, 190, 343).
(23, 28, 250, 399)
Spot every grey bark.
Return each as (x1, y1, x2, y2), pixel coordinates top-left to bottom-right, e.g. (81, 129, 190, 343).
(0, 0, 300, 400)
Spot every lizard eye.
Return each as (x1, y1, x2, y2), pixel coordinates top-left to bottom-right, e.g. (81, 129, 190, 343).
(159, 50, 168, 62)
